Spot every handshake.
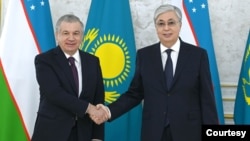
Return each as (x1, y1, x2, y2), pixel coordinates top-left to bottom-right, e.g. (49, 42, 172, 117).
(86, 104, 111, 125)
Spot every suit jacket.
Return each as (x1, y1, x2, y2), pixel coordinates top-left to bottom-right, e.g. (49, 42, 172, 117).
(108, 39, 219, 141)
(32, 47, 104, 141)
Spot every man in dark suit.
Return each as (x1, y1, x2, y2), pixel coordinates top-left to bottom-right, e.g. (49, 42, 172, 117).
(31, 14, 106, 141)
(92, 4, 219, 141)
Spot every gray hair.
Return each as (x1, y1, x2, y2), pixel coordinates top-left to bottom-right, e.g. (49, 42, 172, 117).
(55, 14, 84, 32)
(154, 4, 182, 23)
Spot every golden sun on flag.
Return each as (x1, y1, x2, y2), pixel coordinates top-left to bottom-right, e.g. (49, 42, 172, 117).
(82, 30, 132, 103)
(88, 34, 131, 88)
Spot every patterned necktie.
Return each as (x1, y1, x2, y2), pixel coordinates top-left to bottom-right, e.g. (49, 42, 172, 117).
(68, 57, 79, 94)
(165, 49, 173, 90)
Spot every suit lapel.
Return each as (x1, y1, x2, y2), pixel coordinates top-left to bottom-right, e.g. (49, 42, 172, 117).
(149, 43, 168, 91)
(79, 51, 88, 95)
(171, 41, 190, 88)
(53, 47, 78, 95)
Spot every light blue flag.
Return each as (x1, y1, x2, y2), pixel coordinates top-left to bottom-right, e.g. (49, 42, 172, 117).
(234, 30, 250, 124)
(81, 0, 142, 140)
(23, 0, 56, 52)
(175, 0, 225, 124)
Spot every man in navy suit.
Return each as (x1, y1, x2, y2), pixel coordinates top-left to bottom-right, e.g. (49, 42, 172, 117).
(31, 14, 106, 141)
(92, 4, 219, 141)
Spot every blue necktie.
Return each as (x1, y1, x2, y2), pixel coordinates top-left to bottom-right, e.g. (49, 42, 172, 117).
(165, 49, 173, 90)
(68, 57, 79, 94)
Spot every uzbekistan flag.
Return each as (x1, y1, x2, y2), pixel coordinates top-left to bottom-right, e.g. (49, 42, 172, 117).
(0, 0, 55, 140)
(171, 0, 224, 124)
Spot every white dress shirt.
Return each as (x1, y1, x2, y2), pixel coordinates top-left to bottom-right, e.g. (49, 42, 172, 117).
(160, 39, 180, 76)
(64, 50, 82, 96)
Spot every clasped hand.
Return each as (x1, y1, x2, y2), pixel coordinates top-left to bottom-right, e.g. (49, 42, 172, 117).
(87, 104, 110, 125)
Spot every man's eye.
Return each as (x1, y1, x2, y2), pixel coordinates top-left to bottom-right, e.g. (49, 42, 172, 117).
(63, 32, 69, 35)
(168, 21, 176, 26)
(74, 32, 80, 36)
(157, 22, 165, 26)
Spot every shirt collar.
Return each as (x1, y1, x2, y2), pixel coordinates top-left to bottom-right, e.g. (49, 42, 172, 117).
(160, 38, 180, 54)
(64, 50, 80, 63)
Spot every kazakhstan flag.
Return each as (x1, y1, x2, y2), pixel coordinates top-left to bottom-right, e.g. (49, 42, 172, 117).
(234, 30, 250, 124)
(81, 0, 142, 140)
